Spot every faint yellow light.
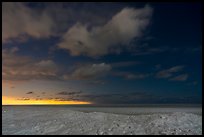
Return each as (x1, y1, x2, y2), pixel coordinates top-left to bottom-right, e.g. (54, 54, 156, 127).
(2, 96, 91, 105)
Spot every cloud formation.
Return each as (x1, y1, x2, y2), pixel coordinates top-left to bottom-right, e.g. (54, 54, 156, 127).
(2, 48, 112, 81)
(2, 2, 119, 44)
(26, 92, 34, 94)
(112, 71, 150, 80)
(17, 97, 30, 101)
(64, 63, 112, 80)
(58, 5, 153, 57)
(57, 91, 82, 96)
(2, 2, 55, 43)
(155, 66, 184, 79)
(132, 45, 168, 56)
(2, 48, 59, 81)
(169, 74, 188, 81)
(3, 3, 154, 58)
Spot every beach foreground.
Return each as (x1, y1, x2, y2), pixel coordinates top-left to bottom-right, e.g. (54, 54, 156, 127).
(2, 106, 202, 135)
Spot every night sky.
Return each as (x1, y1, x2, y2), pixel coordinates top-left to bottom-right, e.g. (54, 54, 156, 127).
(2, 2, 202, 105)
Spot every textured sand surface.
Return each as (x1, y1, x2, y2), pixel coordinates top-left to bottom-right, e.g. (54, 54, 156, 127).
(2, 107, 202, 135)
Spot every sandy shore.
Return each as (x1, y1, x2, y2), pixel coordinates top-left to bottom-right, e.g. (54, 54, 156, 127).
(2, 106, 202, 135)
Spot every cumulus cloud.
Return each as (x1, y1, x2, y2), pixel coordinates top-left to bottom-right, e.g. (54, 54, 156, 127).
(3, 3, 155, 58)
(2, 48, 112, 81)
(63, 63, 111, 80)
(169, 74, 188, 81)
(155, 66, 184, 79)
(2, 2, 127, 44)
(2, 48, 59, 81)
(58, 5, 153, 57)
(2, 2, 56, 43)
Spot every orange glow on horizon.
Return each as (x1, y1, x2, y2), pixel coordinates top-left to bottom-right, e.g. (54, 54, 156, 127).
(2, 96, 92, 105)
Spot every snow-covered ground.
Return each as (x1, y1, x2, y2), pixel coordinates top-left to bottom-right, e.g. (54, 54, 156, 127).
(2, 106, 202, 135)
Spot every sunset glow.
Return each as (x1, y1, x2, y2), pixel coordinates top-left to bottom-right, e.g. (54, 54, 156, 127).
(2, 2, 202, 105)
(2, 96, 91, 105)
